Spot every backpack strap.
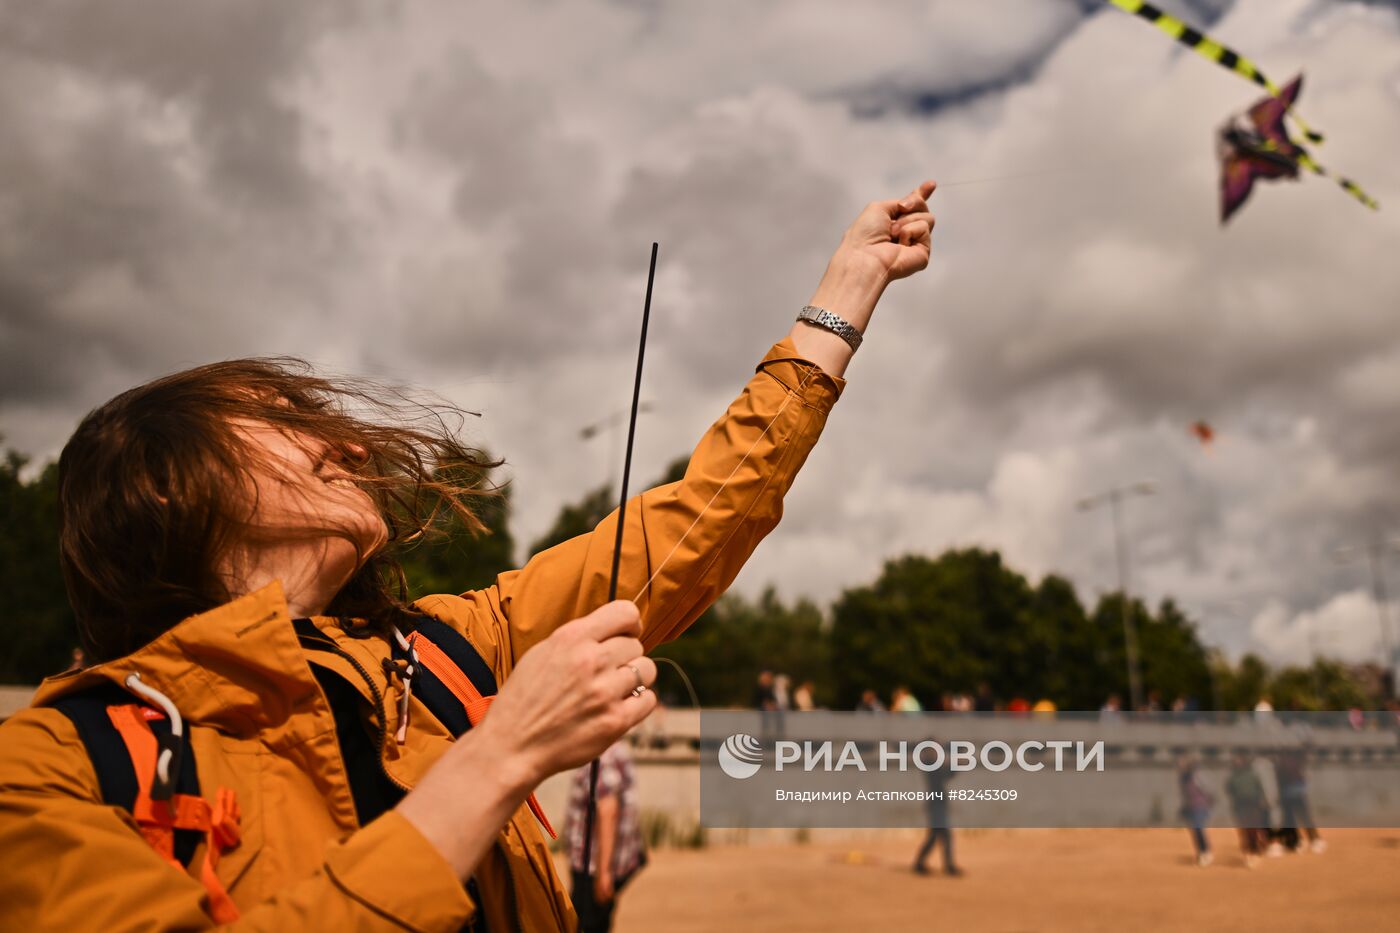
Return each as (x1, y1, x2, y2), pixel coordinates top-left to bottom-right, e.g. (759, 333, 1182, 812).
(402, 621, 496, 728)
(53, 685, 143, 813)
(398, 621, 557, 839)
(53, 685, 243, 924)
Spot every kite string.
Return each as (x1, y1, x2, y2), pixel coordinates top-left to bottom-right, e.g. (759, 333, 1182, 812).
(654, 656, 700, 710)
(937, 167, 1083, 189)
(936, 152, 1190, 190)
(629, 366, 818, 605)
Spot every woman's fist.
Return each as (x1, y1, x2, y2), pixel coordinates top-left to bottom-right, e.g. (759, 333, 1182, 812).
(838, 179, 937, 283)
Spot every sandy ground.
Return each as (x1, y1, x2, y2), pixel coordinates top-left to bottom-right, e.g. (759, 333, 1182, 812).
(608, 829, 1400, 932)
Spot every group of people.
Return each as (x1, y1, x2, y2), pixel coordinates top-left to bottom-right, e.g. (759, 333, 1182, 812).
(751, 670, 819, 713)
(1101, 692, 1205, 717)
(1177, 749, 1325, 869)
(853, 684, 1050, 714)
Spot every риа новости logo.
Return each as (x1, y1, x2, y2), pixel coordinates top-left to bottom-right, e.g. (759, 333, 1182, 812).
(718, 733, 764, 779)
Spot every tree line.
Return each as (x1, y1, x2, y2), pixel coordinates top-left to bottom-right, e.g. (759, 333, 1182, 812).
(0, 448, 1382, 710)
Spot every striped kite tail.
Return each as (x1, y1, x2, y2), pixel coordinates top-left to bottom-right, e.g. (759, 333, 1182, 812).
(1106, 0, 1325, 143)
(1294, 151, 1380, 211)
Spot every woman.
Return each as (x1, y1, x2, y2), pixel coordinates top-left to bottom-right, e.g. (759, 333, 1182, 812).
(1178, 755, 1215, 867)
(0, 181, 936, 931)
(1225, 752, 1271, 868)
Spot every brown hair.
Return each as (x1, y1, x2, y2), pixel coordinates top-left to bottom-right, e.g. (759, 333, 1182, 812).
(58, 358, 500, 661)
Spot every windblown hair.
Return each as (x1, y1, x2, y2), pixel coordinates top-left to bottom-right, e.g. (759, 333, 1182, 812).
(58, 358, 501, 662)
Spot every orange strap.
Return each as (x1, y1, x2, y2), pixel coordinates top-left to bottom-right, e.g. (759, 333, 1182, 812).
(408, 634, 494, 725)
(523, 789, 558, 840)
(107, 704, 243, 923)
(408, 634, 558, 839)
(107, 705, 177, 863)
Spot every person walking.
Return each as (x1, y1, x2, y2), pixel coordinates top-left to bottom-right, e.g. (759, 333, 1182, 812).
(1225, 752, 1271, 867)
(913, 740, 962, 877)
(1274, 747, 1326, 853)
(1178, 755, 1216, 867)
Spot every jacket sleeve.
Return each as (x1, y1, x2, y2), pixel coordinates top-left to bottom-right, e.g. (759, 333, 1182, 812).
(0, 709, 475, 933)
(491, 337, 844, 658)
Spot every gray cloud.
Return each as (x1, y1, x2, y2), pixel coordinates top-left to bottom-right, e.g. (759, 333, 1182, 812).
(1, 0, 351, 207)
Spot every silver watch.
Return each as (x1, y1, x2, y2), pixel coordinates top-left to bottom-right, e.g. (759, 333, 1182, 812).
(797, 305, 863, 351)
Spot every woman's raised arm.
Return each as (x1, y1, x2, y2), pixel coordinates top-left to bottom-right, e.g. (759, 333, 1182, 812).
(478, 180, 937, 662)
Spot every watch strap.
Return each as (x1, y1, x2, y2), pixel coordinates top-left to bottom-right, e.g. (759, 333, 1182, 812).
(797, 305, 863, 352)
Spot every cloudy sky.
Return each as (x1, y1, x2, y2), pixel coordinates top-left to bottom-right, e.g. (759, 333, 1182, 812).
(3, 0, 1399, 667)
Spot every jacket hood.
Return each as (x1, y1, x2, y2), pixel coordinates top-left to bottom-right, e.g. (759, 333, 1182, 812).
(31, 581, 321, 740)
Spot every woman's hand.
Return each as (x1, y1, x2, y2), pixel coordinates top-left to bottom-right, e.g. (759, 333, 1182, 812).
(836, 179, 937, 284)
(790, 179, 937, 378)
(398, 600, 656, 880)
(480, 600, 657, 784)
(594, 866, 615, 904)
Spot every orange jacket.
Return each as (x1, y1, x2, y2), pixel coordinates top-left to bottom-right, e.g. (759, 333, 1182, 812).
(0, 339, 842, 932)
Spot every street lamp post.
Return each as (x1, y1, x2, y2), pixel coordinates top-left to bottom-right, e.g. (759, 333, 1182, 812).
(1366, 542, 1398, 699)
(1307, 623, 1343, 706)
(1333, 537, 1400, 699)
(1195, 599, 1248, 712)
(1078, 481, 1156, 712)
(580, 402, 654, 495)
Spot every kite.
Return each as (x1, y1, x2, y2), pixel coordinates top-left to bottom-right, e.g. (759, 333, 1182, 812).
(1218, 75, 1377, 223)
(1107, 0, 1323, 140)
(1106, 0, 1377, 222)
(1189, 420, 1214, 449)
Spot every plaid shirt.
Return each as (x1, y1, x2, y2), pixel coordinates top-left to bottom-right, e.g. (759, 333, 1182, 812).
(564, 741, 644, 879)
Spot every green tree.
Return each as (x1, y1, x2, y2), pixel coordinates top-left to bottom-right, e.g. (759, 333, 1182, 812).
(0, 452, 78, 683)
(829, 551, 1220, 711)
(527, 455, 690, 559)
(397, 475, 516, 597)
(651, 587, 828, 707)
(1137, 598, 1212, 706)
(1030, 574, 1104, 708)
(1213, 655, 1373, 711)
(1268, 658, 1371, 711)
(1087, 593, 1150, 707)
(653, 455, 689, 486)
(1085, 595, 1214, 709)
(830, 549, 1039, 710)
(527, 483, 613, 559)
(1218, 653, 1271, 710)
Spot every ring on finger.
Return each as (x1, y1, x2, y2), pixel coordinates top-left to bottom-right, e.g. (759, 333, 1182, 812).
(627, 663, 648, 697)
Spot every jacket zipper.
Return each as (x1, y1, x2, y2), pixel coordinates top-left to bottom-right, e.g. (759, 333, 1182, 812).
(298, 631, 409, 793)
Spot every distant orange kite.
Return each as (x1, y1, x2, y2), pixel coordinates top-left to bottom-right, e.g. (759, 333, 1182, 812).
(1189, 421, 1215, 449)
